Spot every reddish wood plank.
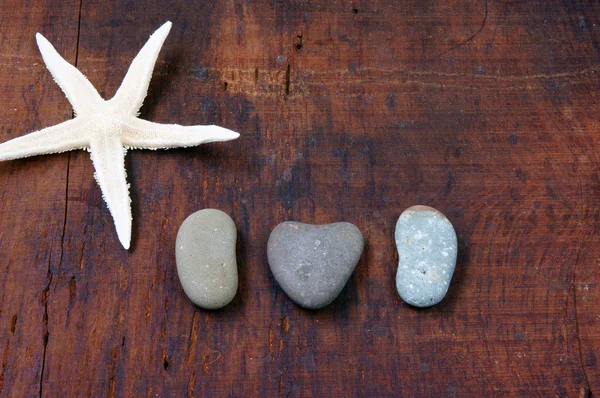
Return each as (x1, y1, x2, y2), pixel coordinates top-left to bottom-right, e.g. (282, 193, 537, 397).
(0, 1, 81, 396)
(1, 0, 600, 396)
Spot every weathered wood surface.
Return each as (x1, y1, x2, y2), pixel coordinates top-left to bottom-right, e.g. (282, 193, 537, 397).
(0, 0, 599, 396)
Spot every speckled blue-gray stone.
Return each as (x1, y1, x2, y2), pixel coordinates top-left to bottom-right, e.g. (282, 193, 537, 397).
(395, 205, 457, 307)
(267, 221, 364, 310)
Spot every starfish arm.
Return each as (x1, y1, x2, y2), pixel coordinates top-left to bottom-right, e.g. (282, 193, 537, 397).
(0, 118, 91, 161)
(121, 118, 240, 149)
(108, 21, 172, 116)
(36, 34, 103, 115)
(89, 134, 132, 250)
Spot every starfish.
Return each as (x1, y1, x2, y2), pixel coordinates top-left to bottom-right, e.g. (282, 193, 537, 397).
(0, 21, 239, 250)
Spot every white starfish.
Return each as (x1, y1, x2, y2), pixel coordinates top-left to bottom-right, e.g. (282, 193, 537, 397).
(0, 21, 239, 250)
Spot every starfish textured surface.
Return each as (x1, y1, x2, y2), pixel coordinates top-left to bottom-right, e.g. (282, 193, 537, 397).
(0, 21, 239, 250)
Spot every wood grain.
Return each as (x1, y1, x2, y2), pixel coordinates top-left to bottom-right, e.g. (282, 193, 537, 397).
(1, 0, 599, 396)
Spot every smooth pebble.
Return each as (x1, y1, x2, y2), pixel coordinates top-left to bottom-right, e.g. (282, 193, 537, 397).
(176, 209, 238, 309)
(395, 205, 457, 307)
(268, 221, 364, 310)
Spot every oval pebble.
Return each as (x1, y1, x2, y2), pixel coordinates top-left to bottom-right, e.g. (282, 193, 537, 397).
(176, 209, 238, 309)
(267, 221, 364, 310)
(395, 205, 457, 307)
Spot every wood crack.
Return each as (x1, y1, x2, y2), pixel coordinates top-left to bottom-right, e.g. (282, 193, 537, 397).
(429, 0, 489, 61)
(573, 284, 593, 396)
(75, 0, 83, 66)
(352, 0, 490, 87)
(38, 253, 53, 398)
(284, 64, 291, 97)
(39, 0, 84, 395)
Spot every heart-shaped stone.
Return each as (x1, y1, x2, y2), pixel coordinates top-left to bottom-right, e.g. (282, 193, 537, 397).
(267, 221, 364, 309)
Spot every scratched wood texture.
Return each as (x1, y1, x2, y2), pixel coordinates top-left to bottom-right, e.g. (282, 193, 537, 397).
(0, 0, 599, 396)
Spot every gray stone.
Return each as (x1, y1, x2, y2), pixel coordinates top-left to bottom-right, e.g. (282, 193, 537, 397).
(395, 205, 457, 307)
(267, 222, 364, 310)
(176, 209, 238, 309)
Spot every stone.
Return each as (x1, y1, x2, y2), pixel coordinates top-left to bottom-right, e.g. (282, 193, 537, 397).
(176, 209, 238, 309)
(395, 205, 458, 307)
(267, 221, 364, 310)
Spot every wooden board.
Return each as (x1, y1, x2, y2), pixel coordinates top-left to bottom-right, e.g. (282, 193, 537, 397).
(0, 0, 599, 396)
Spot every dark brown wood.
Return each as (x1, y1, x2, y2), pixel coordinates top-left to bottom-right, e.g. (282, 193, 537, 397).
(1, 0, 599, 396)
(0, 1, 81, 396)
